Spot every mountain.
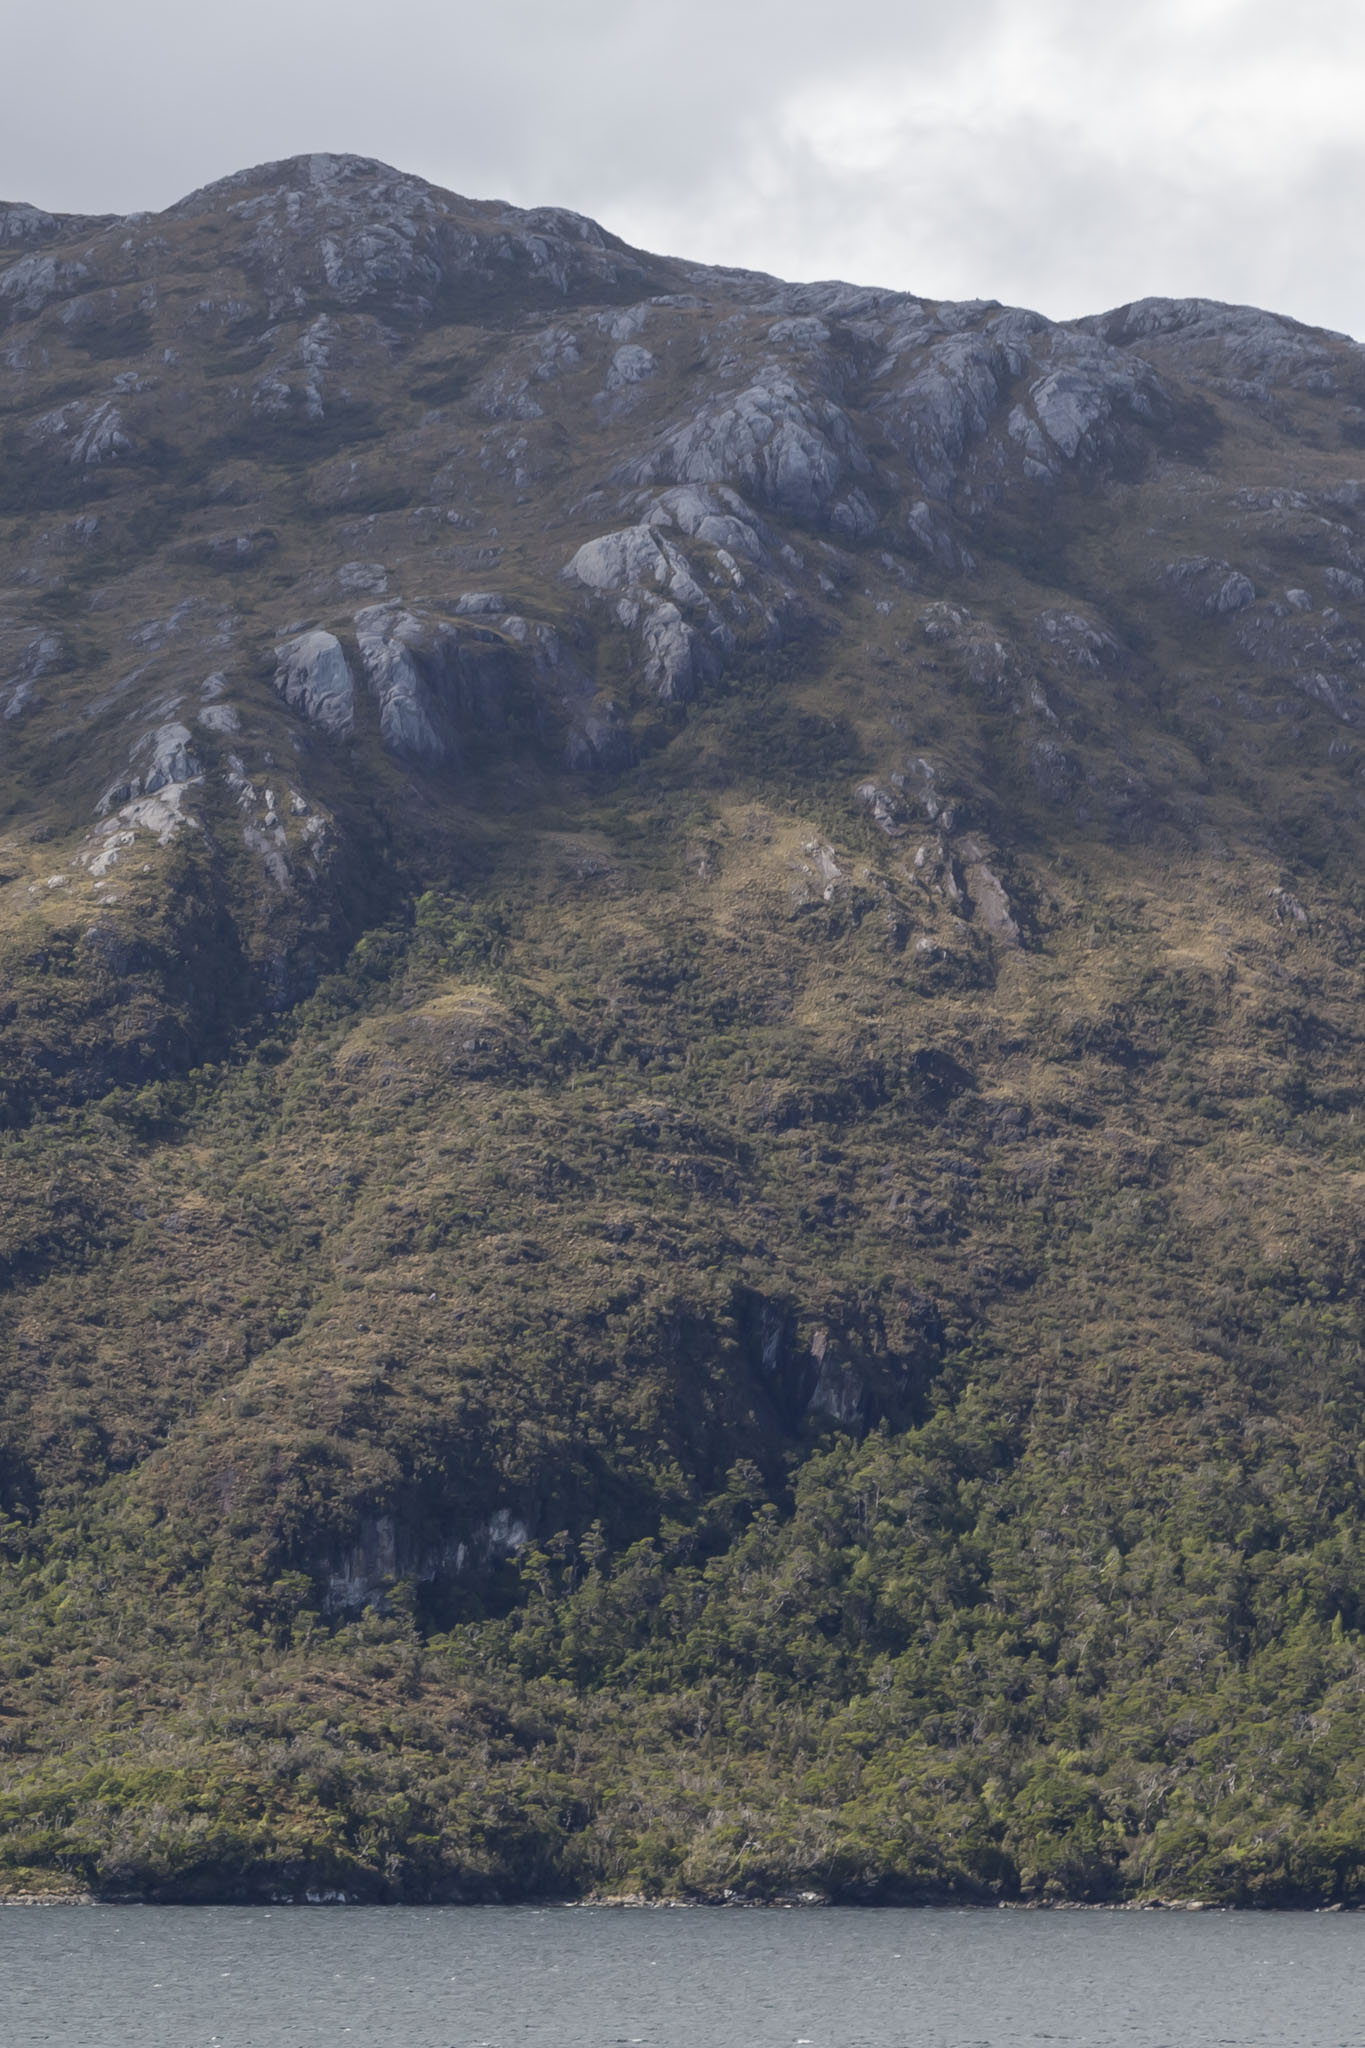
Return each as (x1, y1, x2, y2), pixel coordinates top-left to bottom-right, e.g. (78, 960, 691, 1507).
(4, 153, 1365, 1905)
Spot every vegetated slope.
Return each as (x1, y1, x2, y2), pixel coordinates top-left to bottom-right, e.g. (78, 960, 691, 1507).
(4, 154, 1365, 1905)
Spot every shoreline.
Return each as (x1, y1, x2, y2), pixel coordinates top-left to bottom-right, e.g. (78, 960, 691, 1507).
(0, 1891, 1358, 1912)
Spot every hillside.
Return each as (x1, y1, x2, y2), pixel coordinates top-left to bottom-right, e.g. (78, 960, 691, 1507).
(5, 154, 1365, 1904)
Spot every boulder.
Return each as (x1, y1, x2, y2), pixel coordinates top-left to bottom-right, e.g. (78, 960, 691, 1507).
(607, 343, 658, 389)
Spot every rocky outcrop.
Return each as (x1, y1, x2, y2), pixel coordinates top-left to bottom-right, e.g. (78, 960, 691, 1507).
(353, 603, 526, 761)
(0, 202, 117, 247)
(82, 777, 200, 876)
(354, 606, 443, 757)
(606, 342, 657, 389)
(1085, 297, 1358, 401)
(568, 522, 687, 595)
(563, 484, 796, 704)
(1, 629, 67, 720)
(566, 518, 728, 703)
(619, 370, 876, 535)
(874, 327, 1022, 498)
(737, 1286, 945, 1436)
(273, 630, 356, 735)
(1033, 608, 1124, 671)
(94, 722, 202, 817)
(321, 1505, 531, 1614)
(959, 843, 1020, 943)
(1161, 558, 1257, 616)
(645, 483, 771, 563)
(251, 315, 333, 422)
(138, 722, 199, 793)
(25, 396, 135, 465)
(1011, 331, 1171, 475)
(1228, 598, 1365, 723)
(159, 153, 673, 325)
(0, 253, 92, 322)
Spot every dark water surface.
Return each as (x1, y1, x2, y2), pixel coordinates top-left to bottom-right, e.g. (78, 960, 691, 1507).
(2, 1904, 1363, 2047)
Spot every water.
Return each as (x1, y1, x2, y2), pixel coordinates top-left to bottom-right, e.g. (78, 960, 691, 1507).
(1, 1904, 1363, 2047)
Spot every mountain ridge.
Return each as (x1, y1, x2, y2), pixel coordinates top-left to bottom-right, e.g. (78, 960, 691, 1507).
(4, 158, 1365, 1906)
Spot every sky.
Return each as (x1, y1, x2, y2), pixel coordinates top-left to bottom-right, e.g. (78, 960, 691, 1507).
(5, 0, 1364, 336)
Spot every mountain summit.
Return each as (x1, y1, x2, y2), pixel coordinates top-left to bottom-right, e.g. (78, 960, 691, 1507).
(4, 161, 1365, 1906)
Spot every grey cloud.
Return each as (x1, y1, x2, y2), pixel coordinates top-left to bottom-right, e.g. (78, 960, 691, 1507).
(3, 0, 1363, 337)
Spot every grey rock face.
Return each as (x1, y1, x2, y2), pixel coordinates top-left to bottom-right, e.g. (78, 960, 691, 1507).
(1161, 558, 1257, 615)
(26, 397, 135, 466)
(1086, 296, 1351, 398)
(597, 302, 650, 342)
(1034, 609, 1124, 670)
(0, 203, 116, 247)
(321, 1504, 530, 1614)
(962, 853, 1019, 943)
(1227, 598, 1365, 722)
(1031, 738, 1080, 803)
(1296, 670, 1363, 724)
(607, 343, 657, 389)
(354, 606, 445, 759)
(905, 498, 962, 569)
(564, 515, 734, 703)
(640, 599, 711, 703)
(621, 370, 870, 529)
(353, 603, 526, 762)
(197, 702, 241, 735)
(807, 1328, 868, 1429)
(876, 331, 1017, 498)
(160, 154, 669, 324)
(856, 781, 910, 837)
(94, 722, 203, 818)
(176, 157, 449, 320)
(272, 630, 356, 736)
(138, 722, 201, 793)
(252, 314, 332, 421)
(868, 308, 1171, 515)
(0, 253, 91, 321)
(1, 629, 66, 720)
(567, 523, 679, 594)
(69, 402, 133, 466)
(335, 561, 389, 596)
(533, 326, 582, 380)
(1008, 332, 1171, 479)
(645, 484, 770, 563)
(766, 315, 835, 353)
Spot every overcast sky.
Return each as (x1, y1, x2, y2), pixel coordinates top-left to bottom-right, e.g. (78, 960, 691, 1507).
(6, 0, 1363, 335)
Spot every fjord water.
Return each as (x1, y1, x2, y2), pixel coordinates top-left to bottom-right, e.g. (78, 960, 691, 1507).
(3, 1906, 1363, 2047)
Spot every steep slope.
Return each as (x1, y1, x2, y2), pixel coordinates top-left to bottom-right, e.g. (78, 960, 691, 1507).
(5, 156, 1365, 1904)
